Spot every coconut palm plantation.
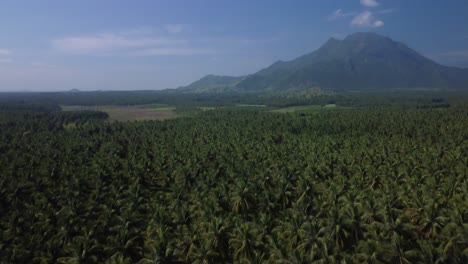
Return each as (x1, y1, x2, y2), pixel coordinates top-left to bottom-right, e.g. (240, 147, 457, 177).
(1, 97, 467, 263)
(1, 0, 468, 263)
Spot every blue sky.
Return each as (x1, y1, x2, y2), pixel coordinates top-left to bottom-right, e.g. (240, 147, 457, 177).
(0, 0, 467, 91)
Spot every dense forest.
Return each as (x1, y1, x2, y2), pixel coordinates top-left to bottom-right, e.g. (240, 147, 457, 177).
(0, 93, 467, 263)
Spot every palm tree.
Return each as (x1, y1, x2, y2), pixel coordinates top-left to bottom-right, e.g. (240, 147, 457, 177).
(418, 202, 447, 241)
(319, 205, 352, 253)
(297, 220, 327, 262)
(388, 238, 423, 264)
(188, 239, 220, 264)
(141, 225, 174, 264)
(229, 181, 255, 220)
(354, 240, 393, 264)
(202, 217, 231, 261)
(229, 222, 260, 263)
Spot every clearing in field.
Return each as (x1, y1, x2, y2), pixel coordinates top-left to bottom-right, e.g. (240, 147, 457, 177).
(61, 104, 177, 121)
(197, 104, 268, 111)
(198, 106, 216, 111)
(235, 104, 267, 107)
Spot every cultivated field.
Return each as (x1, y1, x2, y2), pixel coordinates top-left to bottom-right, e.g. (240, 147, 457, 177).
(61, 104, 177, 121)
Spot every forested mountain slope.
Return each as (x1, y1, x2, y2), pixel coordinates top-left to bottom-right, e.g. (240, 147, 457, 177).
(178, 75, 246, 92)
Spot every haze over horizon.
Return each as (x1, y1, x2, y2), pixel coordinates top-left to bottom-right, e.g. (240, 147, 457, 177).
(0, 0, 467, 91)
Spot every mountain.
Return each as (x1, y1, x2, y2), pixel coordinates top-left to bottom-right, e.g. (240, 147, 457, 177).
(181, 32, 468, 92)
(236, 32, 468, 91)
(179, 74, 246, 92)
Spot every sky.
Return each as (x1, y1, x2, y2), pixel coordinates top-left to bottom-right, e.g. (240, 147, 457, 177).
(0, 0, 467, 91)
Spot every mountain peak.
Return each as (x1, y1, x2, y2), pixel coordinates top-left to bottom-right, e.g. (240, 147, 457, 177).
(183, 32, 468, 92)
(343, 32, 397, 50)
(234, 32, 468, 91)
(345, 32, 389, 40)
(319, 33, 395, 53)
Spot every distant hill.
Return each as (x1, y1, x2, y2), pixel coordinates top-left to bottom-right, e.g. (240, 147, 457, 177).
(179, 75, 246, 92)
(181, 32, 468, 92)
(68, 89, 81, 93)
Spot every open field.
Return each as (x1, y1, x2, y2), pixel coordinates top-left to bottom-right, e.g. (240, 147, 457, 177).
(142, 104, 177, 111)
(61, 105, 177, 121)
(198, 104, 268, 111)
(235, 104, 267, 107)
(62, 104, 271, 120)
(198, 106, 216, 111)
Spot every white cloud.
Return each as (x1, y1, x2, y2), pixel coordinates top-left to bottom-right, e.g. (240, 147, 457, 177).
(51, 29, 223, 57)
(0, 49, 13, 63)
(163, 24, 184, 34)
(351, 11, 384, 28)
(373, 20, 384, 27)
(51, 27, 270, 58)
(0, 49, 12, 56)
(52, 33, 181, 54)
(328, 9, 357, 21)
(360, 0, 379, 7)
(30, 62, 55, 68)
(135, 48, 214, 56)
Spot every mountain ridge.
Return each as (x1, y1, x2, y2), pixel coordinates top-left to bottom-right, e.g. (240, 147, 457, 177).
(178, 74, 246, 93)
(180, 32, 468, 92)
